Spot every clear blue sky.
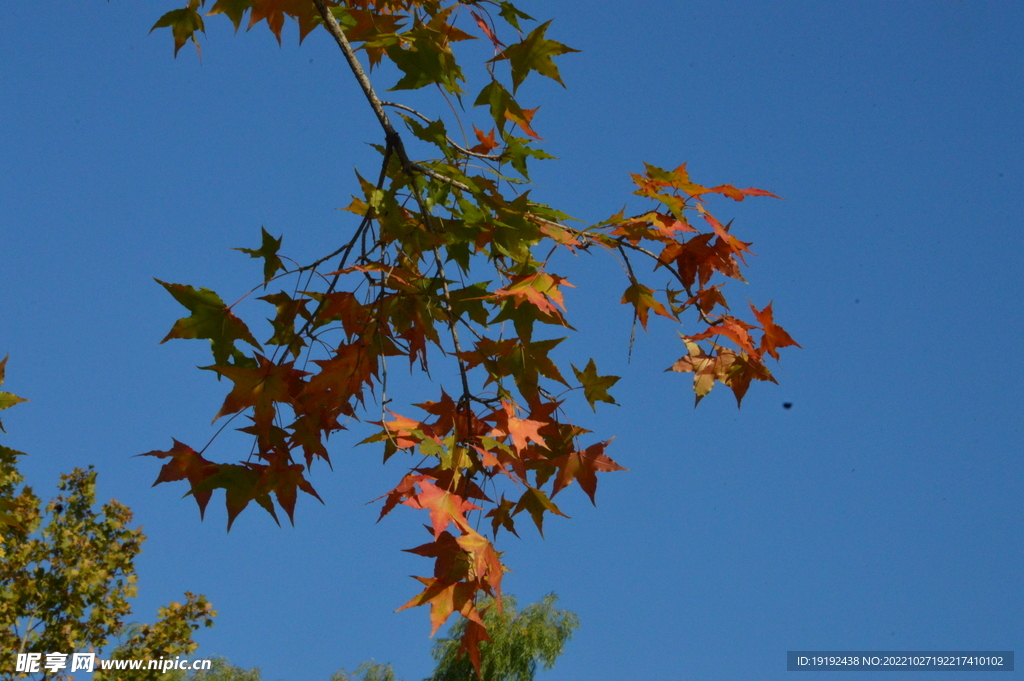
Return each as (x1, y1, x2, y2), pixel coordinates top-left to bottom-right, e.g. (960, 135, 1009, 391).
(2, 2, 1022, 679)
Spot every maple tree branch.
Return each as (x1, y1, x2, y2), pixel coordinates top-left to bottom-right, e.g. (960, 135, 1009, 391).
(413, 164, 473, 192)
(428, 238, 473, 404)
(143, 6, 793, 672)
(538, 215, 717, 324)
(281, 143, 396, 370)
(382, 101, 502, 161)
(310, 1, 473, 192)
(311, 1, 398, 145)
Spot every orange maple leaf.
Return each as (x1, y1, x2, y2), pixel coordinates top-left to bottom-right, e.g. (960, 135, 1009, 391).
(550, 440, 627, 504)
(706, 183, 782, 201)
(470, 125, 500, 154)
(688, 316, 759, 357)
(750, 301, 801, 360)
(456, 530, 505, 591)
(403, 479, 481, 539)
(697, 205, 753, 264)
(459, 619, 492, 672)
(138, 439, 218, 517)
(492, 272, 572, 321)
(396, 577, 483, 636)
(247, 0, 327, 44)
(720, 350, 776, 406)
(471, 10, 503, 48)
(489, 401, 546, 453)
(504, 106, 542, 139)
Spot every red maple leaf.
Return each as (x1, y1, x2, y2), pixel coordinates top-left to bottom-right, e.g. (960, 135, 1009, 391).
(138, 439, 218, 517)
(492, 272, 572, 320)
(550, 440, 627, 504)
(204, 355, 307, 438)
(396, 577, 483, 636)
(470, 125, 500, 154)
(488, 401, 546, 453)
(750, 301, 801, 360)
(688, 316, 759, 357)
(459, 619, 492, 673)
(471, 10, 503, 48)
(403, 479, 481, 539)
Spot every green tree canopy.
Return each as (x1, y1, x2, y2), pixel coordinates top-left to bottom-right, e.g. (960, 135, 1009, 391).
(426, 594, 577, 681)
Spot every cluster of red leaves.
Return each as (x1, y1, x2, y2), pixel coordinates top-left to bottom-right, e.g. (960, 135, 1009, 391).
(596, 163, 801, 404)
(147, 0, 798, 672)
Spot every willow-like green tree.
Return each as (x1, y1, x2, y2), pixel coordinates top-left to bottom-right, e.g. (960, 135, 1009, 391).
(146, 0, 799, 671)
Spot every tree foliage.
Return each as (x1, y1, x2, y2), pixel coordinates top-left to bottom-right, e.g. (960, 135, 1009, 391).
(146, 0, 799, 671)
(426, 594, 577, 681)
(0, 368, 215, 681)
(167, 594, 575, 681)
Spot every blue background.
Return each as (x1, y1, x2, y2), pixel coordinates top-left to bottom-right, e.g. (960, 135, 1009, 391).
(1, 2, 1021, 679)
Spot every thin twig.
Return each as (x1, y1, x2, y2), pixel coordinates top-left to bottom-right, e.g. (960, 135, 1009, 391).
(381, 101, 502, 161)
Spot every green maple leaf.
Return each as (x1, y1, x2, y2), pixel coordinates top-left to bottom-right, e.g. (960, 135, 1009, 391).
(157, 280, 262, 366)
(474, 80, 522, 133)
(512, 487, 568, 538)
(620, 281, 675, 330)
(492, 20, 579, 92)
(502, 135, 556, 180)
(0, 355, 27, 434)
(207, 0, 254, 32)
(571, 359, 620, 411)
(400, 114, 452, 157)
(498, 1, 534, 31)
(191, 463, 278, 530)
(234, 226, 284, 284)
(386, 17, 467, 94)
(151, 0, 205, 58)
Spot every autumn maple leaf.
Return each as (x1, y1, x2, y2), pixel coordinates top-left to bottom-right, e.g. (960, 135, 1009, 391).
(751, 301, 801, 360)
(204, 355, 308, 441)
(488, 401, 546, 453)
(491, 20, 580, 92)
(397, 577, 483, 636)
(550, 440, 627, 504)
(687, 316, 759, 357)
(470, 125, 500, 154)
(138, 440, 218, 517)
(571, 359, 620, 411)
(492, 272, 572, 320)
(471, 10, 503, 48)
(668, 339, 721, 404)
(697, 205, 753, 264)
(621, 281, 675, 330)
(247, 0, 327, 43)
(403, 479, 481, 539)
(157, 279, 262, 366)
